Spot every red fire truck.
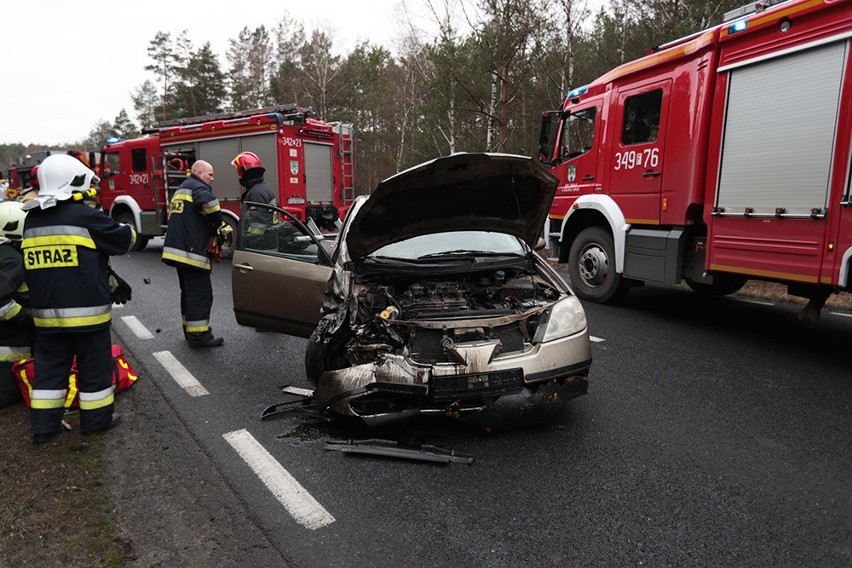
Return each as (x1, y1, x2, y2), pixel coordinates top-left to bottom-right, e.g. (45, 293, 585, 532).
(97, 104, 355, 255)
(539, 0, 852, 319)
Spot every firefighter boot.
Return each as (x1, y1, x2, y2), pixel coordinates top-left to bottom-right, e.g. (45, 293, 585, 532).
(187, 331, 224, 349)
(82, 412, 122, 436)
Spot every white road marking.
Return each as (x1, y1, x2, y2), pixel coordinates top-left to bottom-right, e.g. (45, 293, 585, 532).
(830, 311, 852, 318)
(733, 298, 774, 306)
(590, 336, 605, 343)
(282, 386, 314, 397)
(121, 315, 155, 339)
(223, 429, 335, 530)
(152, 351, 209, 397)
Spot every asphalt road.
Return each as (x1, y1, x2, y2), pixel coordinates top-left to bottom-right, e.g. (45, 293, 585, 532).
(108, 240, 852, 567)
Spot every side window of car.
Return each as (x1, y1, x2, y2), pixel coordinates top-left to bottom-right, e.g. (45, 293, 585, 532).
(238, 203, 322, 263)
(560, 106, 597, 160)
(621, 89, 662, 146)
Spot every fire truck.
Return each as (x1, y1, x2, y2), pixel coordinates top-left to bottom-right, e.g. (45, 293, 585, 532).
(97, 104, 355, 255)
(7, 150, 61, 190)
(539, 0, 852, 319)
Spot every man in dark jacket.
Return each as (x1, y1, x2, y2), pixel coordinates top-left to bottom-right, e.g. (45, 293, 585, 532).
(22, 154, 135, 444)
(0, 201, 32, 408)
(162, 160, 225, 349)
(231, 151, 279, 249)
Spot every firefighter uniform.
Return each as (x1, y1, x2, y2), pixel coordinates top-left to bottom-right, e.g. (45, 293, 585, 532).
(0, 238, 32, 408)
(161, 169, 223, 346)
(240, 175, 278, 248)
(22, 200, 135, 436)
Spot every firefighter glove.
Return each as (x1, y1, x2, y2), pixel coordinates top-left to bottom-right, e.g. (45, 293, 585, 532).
(217, 221, 233, 247)
(207, 236, 222, 263)
(108, 267, 132, 304)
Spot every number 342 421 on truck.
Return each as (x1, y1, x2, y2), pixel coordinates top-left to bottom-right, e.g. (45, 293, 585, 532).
(539, 0, 852, 320)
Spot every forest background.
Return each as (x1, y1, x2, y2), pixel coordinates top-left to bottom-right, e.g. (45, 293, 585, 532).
(1, 0, 745, 194)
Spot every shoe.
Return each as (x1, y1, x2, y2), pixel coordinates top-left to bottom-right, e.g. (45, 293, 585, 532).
(32, 430, 60, 445)
(188, 335, 224, 349)
(82, 413, 122, 436)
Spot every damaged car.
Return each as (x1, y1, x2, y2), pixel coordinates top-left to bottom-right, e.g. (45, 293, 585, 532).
(231, 153, 592, 431)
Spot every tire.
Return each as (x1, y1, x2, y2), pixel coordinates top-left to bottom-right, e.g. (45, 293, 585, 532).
(567, 226, 628, 303)
(219, 216, 238, 260)
(116, 211, 149, 251)
(305, 323, 348, 386)
(685, 274, 747, 296)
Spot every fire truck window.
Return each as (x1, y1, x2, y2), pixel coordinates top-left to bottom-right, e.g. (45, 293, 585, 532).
(104, 152, 120, 176)
(131, 148, 147, 172)
(560, 107, 597, 160)
(621, 89, 662, 146)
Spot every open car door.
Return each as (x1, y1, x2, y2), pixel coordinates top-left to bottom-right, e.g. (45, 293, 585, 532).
(231, 202, 334, 337)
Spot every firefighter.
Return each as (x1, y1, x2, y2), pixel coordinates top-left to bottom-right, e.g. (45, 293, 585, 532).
(0, 201, 33, 408)
(161, 160, 225, 349)
(231, 151, 277, 248)
(22, 154, 135, 444)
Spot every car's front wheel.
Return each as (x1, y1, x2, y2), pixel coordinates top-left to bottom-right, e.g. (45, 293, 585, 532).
(304, 324, 348, 386)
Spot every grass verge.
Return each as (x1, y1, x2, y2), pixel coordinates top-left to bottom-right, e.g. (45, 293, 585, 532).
(0, 403, 126, 567)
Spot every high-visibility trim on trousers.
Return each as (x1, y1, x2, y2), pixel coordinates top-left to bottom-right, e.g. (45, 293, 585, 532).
(185, 319, 210, 333)
(0, 345, 31, 362)
(78, 385, 115, 410)
(30, 388, 67, 409)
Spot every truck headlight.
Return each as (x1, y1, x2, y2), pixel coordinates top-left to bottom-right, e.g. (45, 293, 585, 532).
(536, 296, 587, 343)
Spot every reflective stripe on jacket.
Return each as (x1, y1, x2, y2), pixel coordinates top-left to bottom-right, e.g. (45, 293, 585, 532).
(162, 174, 222, 271)
(22, 201, 135, 333)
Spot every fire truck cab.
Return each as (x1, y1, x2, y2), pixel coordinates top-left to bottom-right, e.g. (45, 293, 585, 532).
(97, 105, 355, 256)
(540, 0, 852, 318)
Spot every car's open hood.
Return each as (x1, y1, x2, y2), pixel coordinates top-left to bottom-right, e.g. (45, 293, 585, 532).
(345, 153, 558, 260)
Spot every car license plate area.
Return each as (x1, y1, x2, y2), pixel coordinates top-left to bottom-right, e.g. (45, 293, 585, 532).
(430, 369, 524, 402)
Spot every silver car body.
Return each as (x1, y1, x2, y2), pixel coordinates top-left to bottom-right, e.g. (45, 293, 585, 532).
(232, 153, 592, 430)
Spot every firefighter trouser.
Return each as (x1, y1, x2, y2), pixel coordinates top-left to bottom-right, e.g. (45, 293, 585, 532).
(30, 328, 114, 435)
(176, 265, 213, 337)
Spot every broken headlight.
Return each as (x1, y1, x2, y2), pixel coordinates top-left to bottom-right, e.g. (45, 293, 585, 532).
(535, 296, 587, 342)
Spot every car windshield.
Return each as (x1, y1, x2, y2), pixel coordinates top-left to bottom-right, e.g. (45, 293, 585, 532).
(367, 231, 526, 261)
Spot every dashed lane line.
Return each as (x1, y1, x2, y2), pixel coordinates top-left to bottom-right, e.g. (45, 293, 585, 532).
(590, 336, 605, 343)
(223, 429, 335, 530)
(152, 350, 209, 397)
(120, 315, 155, 339)
(733, 298, 775, 306)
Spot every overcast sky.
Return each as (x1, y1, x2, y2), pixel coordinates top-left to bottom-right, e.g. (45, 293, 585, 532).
(0, 0, 428, 145)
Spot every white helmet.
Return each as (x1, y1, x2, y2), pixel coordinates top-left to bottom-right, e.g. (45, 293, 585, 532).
(0, 200, 27, 241)
(38, 154, 99, 199)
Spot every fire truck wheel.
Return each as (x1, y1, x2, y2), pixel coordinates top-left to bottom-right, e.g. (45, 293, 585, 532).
(685, 275, 747, 296)
(567, 226, 628, 304)
(219, 217, 238, 260)
(116, 211, 149, 251)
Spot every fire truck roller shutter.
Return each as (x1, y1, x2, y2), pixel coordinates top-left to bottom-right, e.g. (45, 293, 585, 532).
(194, 138, 242, 201)
(241, 134, 278, 193)
(716, 41, 846, 216)
(304, 142, 334, 203)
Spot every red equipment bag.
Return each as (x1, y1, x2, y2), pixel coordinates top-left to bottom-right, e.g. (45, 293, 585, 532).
(12, 344, 139, 409)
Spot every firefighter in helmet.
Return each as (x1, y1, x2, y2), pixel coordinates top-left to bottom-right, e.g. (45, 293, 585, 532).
(19, 166, 40, 204)
(161, 160, 225, 349)
(231, 151, 280, 249)
(22, 154, 135, 444)
(0, 201, 33, 408)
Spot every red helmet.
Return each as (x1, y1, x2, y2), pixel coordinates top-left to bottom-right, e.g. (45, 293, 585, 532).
(66, 149, 91, 169)
(29, 166, 40, 189)
(231, 151, 264, 181)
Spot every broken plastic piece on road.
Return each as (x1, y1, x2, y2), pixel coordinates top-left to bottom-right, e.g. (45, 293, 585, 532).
(325, 438, 474, 465)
